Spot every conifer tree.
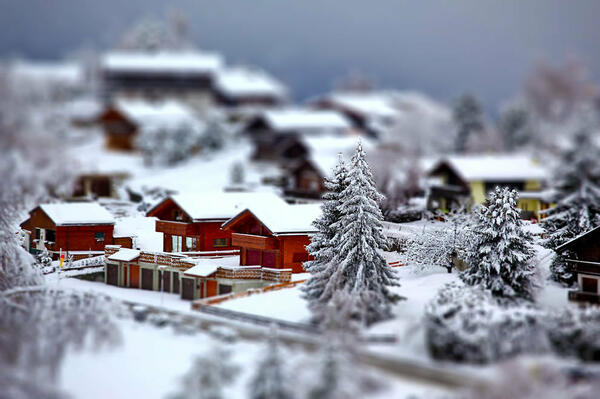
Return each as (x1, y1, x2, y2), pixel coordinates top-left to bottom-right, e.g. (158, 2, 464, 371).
(321, 141, 400, 325)
(461, 187, 536, 300)
(302, 154, 348, 306)
(248, 329, 293, 399)
(542, 130, 600, 285)
(453, 93, 484, 153)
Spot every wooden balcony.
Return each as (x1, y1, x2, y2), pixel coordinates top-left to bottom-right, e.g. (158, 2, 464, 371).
(231, 233, 279, 250)
(568, 290, 600, 304)
(567, 259, 600, 276)
(155, 220, 195, 236)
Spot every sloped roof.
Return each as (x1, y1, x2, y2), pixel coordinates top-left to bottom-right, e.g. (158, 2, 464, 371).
(39, 203, 115, 226)
(112, 99, 199, 128)
(261, 108, 351, 132)
(429, 155, 547, 182)
(225, 203, 322, 234)
(320, 92, 399, 118)
(556, 225, 600, 252)
(215, 67, 288, 99)
(102, 51, 223, 74)
(167, 192, 288, 221)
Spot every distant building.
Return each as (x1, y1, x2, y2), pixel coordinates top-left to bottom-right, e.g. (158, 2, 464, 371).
(556, 226, 600, 304)
(100, 51, 223, 109)
(309, 91, 398, 137)
(426, 155, 550, 220)
(146, 192, 288, 253)
(98, 99, 199, 151)
(20, 203, 115, 260)
(213, 66, 288, 108)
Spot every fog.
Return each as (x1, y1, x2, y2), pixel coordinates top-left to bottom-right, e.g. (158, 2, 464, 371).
(1, 0, 599, 110)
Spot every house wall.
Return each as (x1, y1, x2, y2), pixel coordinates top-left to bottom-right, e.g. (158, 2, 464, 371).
(469, 181, 487, 204)
(279, 235, 312, 273)
(21, 208, 114, 256)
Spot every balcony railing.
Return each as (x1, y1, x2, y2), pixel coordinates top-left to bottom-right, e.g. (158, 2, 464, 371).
(155, 220, 195, 236)
(568, 290, 600, 304)
(231, 233, 279, 250)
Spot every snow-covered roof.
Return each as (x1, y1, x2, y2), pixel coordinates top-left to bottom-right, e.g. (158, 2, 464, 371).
(183, 256, 240, 277)
(232, 203, 322, 234)
(215, 67, 287, 99)
(299, 135, 376, 176)
(556, 225, 600, 252)
(429, 155, 548, 182)
(108, 248, 141, 262)
(111, 99, 200, 128)
(114, 216, 162, 251)
(261, 109, 352, 132)
(168, 192, 288, 221)
(39, 203, 115, 226)
(102, 51, 223, 74)
(318, 92, 399, 118)
(10, 61, 83, 85)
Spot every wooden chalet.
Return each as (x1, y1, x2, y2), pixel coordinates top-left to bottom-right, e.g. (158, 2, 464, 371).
(282, 158, 327, 200)
(244, 108, 353, 141)
(101, 51, 223, 108)
(309, 92, 398, 137)
(426, 155, 549, 220)
(221, 203, 322, 273)
(556, 226, 600, 304)
(146, 192, 288, 253)
(20, 203, 115, 260)
(98, 99, 200, 151)
(212, 66, 288, 108)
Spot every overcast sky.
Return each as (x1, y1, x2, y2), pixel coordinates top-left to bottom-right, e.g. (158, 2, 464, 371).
(1, 0, 599, 112)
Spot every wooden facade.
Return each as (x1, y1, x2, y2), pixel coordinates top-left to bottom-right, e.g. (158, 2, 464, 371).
(20, 206, 114, 259)
(222, 210, 313, 273)
(283, 159, 326, 199)
(98, 107, 138, 151)
(556, 226, 600, 304)
(146, 198, 236, 253)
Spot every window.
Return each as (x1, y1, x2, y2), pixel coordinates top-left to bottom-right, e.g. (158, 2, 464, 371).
(582, 277, 598, 294)
(292, 252, 309, 263)
(172, 235, 182, 252)
(35, 228, 41, 240)
(45, 229, 56, 243)
(218, 284, 232, 295)
(186, 237, 197, 251)
(213, 238, 228, 248)
(94, 232, 105, 242)
(173, 209, 184, 222)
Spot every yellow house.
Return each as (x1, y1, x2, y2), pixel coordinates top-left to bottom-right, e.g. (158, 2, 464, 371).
(427, 155, 549, 221)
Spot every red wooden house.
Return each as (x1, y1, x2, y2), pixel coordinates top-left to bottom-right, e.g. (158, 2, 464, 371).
(20, 203, 115, 260)
(221, 203, 322, 273)
(556, 225, 600, 304)
(146, 192, 288, 253)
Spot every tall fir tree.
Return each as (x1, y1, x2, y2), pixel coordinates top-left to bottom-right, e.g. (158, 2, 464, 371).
(248, 329, 293, 399)
(461, 187, 536, 300)
(542, 130, 600, 285)
(453, 93, 484, 153)
(302, 154, 348, 307)
(320, 141, 400, 325)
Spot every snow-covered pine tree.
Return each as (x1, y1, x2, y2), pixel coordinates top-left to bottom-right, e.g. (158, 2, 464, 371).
(461, 187, 536, 300)
(171, 345, 239, 399)
(320, 141, 400, 325)
(248, 329, 293, 399)
(302, 154, 348, 307)
(542, 130, 600, 285)
(453, 93, 484, 153)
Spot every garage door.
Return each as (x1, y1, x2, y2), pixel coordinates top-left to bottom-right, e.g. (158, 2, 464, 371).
(173, 272, 180, 294)
(106, 263, 118, 286)
(141, 269, 154, 291)
(162, 271, 171, 292)
(181, 277, 195, 300)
